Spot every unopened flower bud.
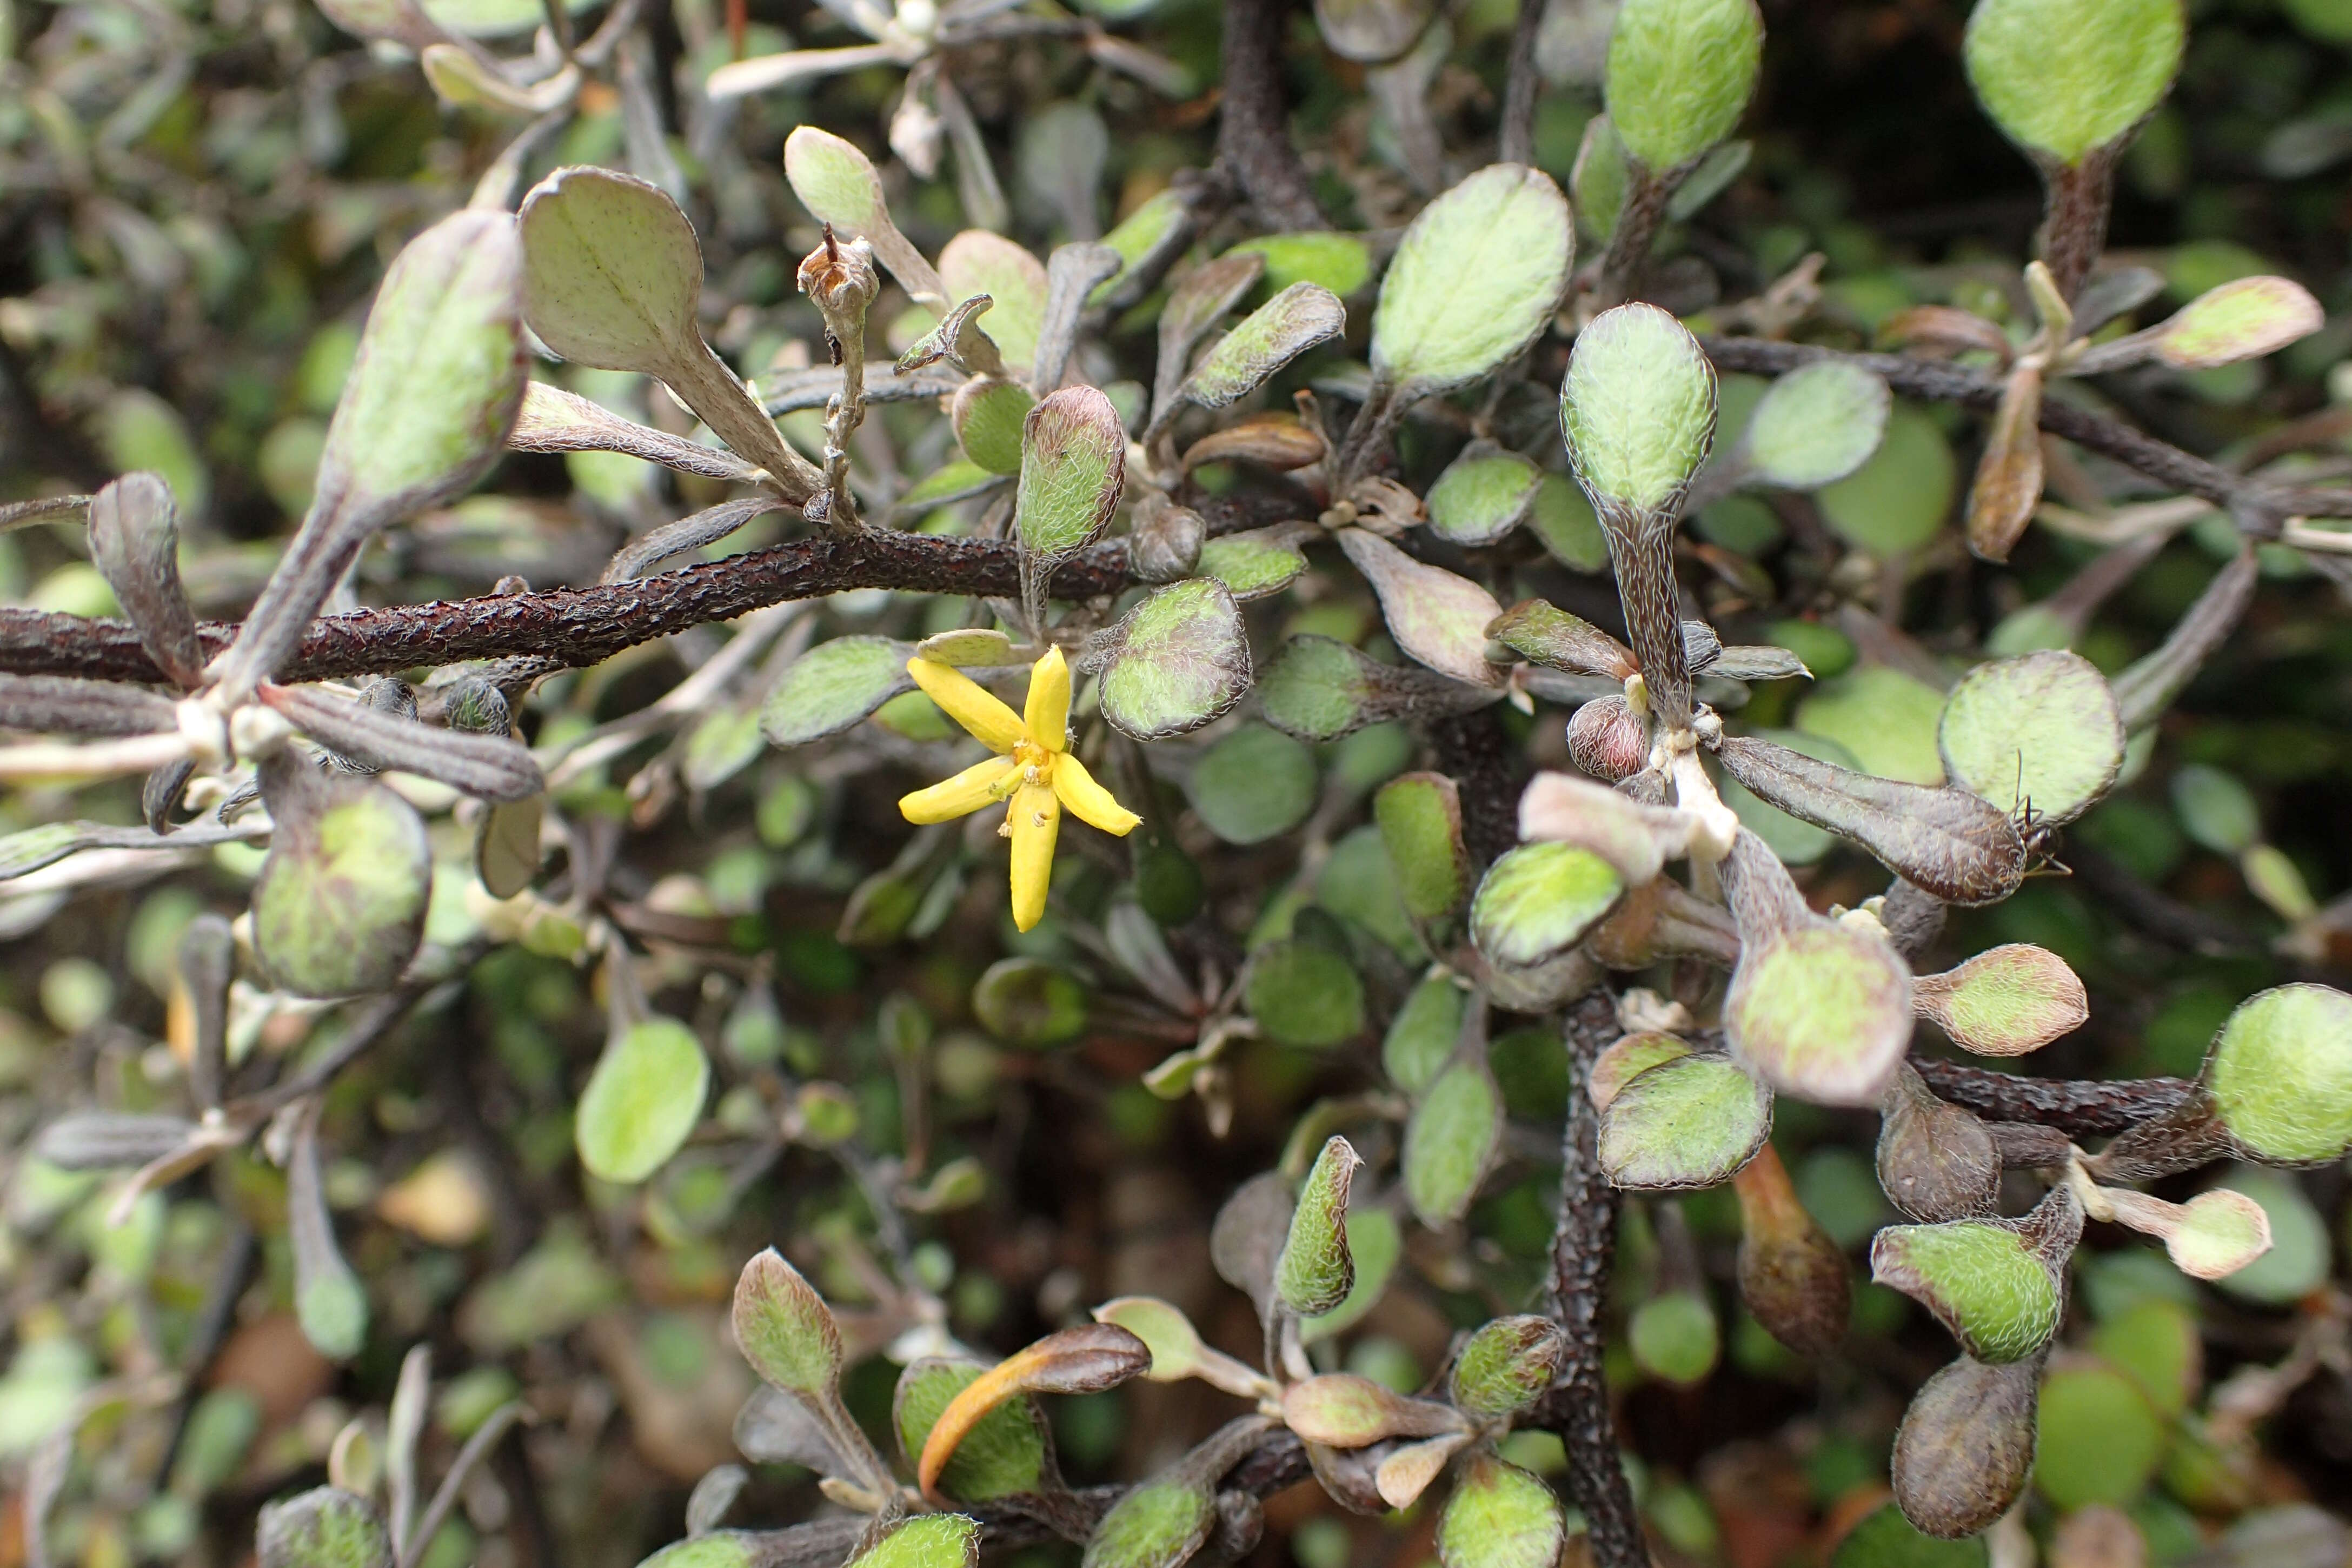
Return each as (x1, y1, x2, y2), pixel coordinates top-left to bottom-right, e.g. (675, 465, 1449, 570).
(1128, 494, 1205, 583)
(1877, 1063, 2002, 1222)
(1891, 1353, 2041, 1538)
(1566, 694, 1647, 782)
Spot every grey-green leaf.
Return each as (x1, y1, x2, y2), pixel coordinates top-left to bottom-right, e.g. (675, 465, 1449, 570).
(1091, 578, 1253, 740)
(1376, 772, 1469, 922)
(760, 636, 917, 747)
(1560, 302, 1717, 512)
(1963, 0, 2184, 164)
(1937, 649, 2123, 825)
(1598, 1051, 1772, 1190)
(1190, 725, 1318, 845)
(576, 1018, 710, 1184)
(1371, 164, 1574, 396)
(251, 765, 432, 999)
(1724, 921, 1912, 1106)
(1469, 843, 1625, 968)
(1180, 283, 1345, 411)
(1426, 446, 1545, 547)
(733, 1246, 843, 1399)
(1016, 385, 1127, 559)
(1275, 1136, 1363, 1317)
(1337, 528, 1507, 688)
(1604, 0, 1765, 171)
(895, 1359, 1054, 1503)
(1736, 362, 1891, 490)
(1404, 1060, 1503, 1227)
(1435, 1452, 1564, 1568)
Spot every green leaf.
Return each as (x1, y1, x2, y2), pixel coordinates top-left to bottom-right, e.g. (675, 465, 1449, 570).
(1276, 1136, 1364, 1315)
(760, 636, 916, 747)
(1816, 405, 1955, 556)
(257, 1488, 393, 1568)
(1302, 1205, 1401, 1342)
(1605, 0, 1765, 170)
(1560, 303, 1717, 513)
(1190, 725, 1318, 845)
(1571, 114, 1629, 244)
(520, 167, 703, 375)
(1092, 189, 1188, 304)
(1449, 1317, 1570, 1423)
(2210, 1166, 2331, 1304)
(1091, 578, 1253, 741)
(1938, 649, 2123, 825)
(1628, 1290, 1719, 1385)
(1082, 1481, 1213, 1568)
(1093, 1297, 1211, 1381)
(635, 1535, 759, 1568)
(1724, 922, 1911, 1106)
(1224, 232, 1375, 297)
(942, 231, 1049, 369)
(1963, 0, 2184, 164)
(1469, 843, 1624, 968)
(973, 958, 1089, 1048)
(1376, 772, 1469, 922)
(1371, 164, 1575, 396)
(732, 1246, 843, 1398)
(2032, 1362, 2163, 1511)
(1436, 1453, 1565, 1568)
(1283, 1373, 1466, 1445)
(1246, 942, 1366, 1048)
(2170, 762, 2261, 854)
(251, 772, 432, 999)
(214, 211, 525, 700)
(1425, 446, 1544, 547)
(1384, 973, 1470, 1094)
(1830, 1503, 1989, 1567)
(1336, 528, 1509, 688)
(902, 458, 1004, 511)
(1598, 1051, 1772, 1189)
(1871, 1219, 2063, 1363)
(1797, 666, 1949, 785)
(953, 378, 1035, 475)
(1195, 528, 1308, 601)
(847, 1513, 982, 1568)
(1914, 944, 2088, 1057)
(576, 1018, 710, 1184)
(783, 127, 945, 303)
(2154, 276, 2324, 368)
(681, 707, 766, 793)
(1404, 1060, 1503, 1227)
(1181, 283, 1346, 409)
(1526, 473, 1611, 570)
(2205, 984, 2352, 1165)
(1736, 362, 1891, 490)
(894, 1359, 1053, 1502)
(1016, 385, 1126, 559)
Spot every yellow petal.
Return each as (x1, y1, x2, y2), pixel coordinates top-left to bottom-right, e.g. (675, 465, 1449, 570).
(906, 658, 1025, 753)
(1025, 645, 1072, 752)
(1007, 782, 1061, 932)
(1051, 752, 1140, 836)
(899, 758, 1021, 824)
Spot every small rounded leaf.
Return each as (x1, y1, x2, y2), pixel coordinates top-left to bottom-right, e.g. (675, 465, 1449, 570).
(1436, 1453, 1564, 1568)
(1385, 974, 1470, 1094)
(894, 1359, 1052, 1503)
(1092, 1298, 1206, 1382)
(1913, 944, 2089, 1058)
(1190, 725, 1318, 845)
(1737, 362, 1891, 490)
(1871, 1220, 2062, 1364)
(1245, 942, 1365, 1048)
(1182, 283, 1346, 409)
(783, 125, 887, 237)
(952, 378, 1035, 475)
(1371, 164, 1575, 396)
(848, 1514, 982, 1568)
(1376, 772, 1470, 922)
(1605, 0, 1765, 171)
(1426, 448, 1545, 547)
(258, 1487, 393, 1568)
(1629, 1290, 1720, 1385)
(1093, 579, 1253, 742)
(2155, 276, 2324, 368)
(1938, 650, 2124, 826)
(1561, 303, 1718, 513)
(1833, 1502, 1990, 1566)
(1281, 1374, 1465, 1447)
(1724, 922, 1913, 1107)
(1336, 527, 1509, 688)
(973, 958, 1089, 1048)
(252, 778, 432, 999)
(2204, 982, 2352, 1165)
(1599, 1051, 1772, 1190)
(941, 231, 1050, 369)
(2164, 1189, 2273, 1280)
(1963, 0, 2185, 164)
(760, 637, 915, 747)
(520, 167, 702, 372)
(732, 1247, 843, 1398)
(1470, 843, 1625, 968)
(1403, 1061, 1504, 1227)
(577, 1018, 710, 1184)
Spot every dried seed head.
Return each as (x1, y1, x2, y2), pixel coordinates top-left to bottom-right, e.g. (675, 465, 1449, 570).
(797, 227, 881, 321)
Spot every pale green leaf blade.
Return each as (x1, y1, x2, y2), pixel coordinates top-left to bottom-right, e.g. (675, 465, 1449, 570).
(1275, 1136, 1364, 1316)
(1560, 302, 1717, 511)
(1737, 361, 1892, 490)
(1016, 385, 1127, 559)
(1598, 1051, 1773, 1189)
(732, 1246, 843, 1398)
(1937, 649, 2123, 825)
(1371, 164, 1574, 396)
(576, 1018, 710, 1184)
(1724, 922, 1912, 1106)
(760, 636, 917, 747)
(1093, 577, 1253, 740)
(1963, 0, 2185, 163)
(1604, 0, 1765, 170)
(1403, 1061, 1503, 1227)
(1469, 843, 1624, 968)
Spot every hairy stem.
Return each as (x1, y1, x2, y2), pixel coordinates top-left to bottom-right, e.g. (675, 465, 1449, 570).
(1498, 0, 1547, 168)
(1217, 0, 1323, 229)
(1910, 1058, 2195, 1135)
(1594, 164, 1673, 309)
(2037, 149, 2116, 303)
(1538, 995, 1645, 1568)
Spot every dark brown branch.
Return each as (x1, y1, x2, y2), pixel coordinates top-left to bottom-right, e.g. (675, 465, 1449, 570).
(1497, 0, 1547, 168)
(0, 532, 1134, 685)
(1537, 995, 1645, 1568)
(1911, 1058, 2195, 1136)
(2035, 149, 2117, 302)
(1699, 337, 2329, 536)
(1216, 0, 1324, 230)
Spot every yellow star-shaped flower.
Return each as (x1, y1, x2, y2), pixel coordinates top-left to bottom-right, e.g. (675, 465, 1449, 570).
(897, 646, 1141, 931)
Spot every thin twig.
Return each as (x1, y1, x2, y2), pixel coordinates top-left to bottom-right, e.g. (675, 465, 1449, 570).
(1911, 1058, 2194, 1135)
(1497, 0, 1547, 168)
(1216, 0, 1322, 229)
